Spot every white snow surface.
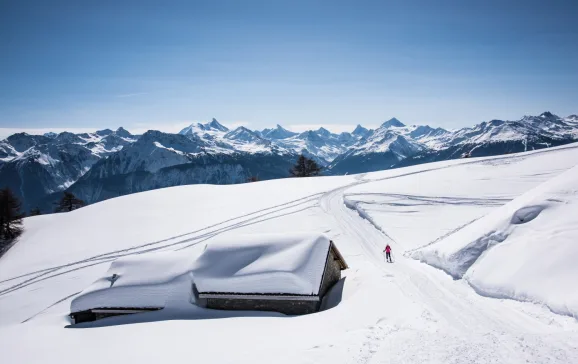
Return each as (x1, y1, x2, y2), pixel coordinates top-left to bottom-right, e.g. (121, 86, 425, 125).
(412, 164, 578, 318)
(2, 144, 578, 364)
(193, 233, 330, 295)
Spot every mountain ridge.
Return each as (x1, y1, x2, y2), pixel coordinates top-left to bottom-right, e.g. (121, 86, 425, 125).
(1, 112, 577, 213)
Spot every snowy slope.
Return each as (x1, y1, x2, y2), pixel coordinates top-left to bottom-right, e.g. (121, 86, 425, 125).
(2, 143, 578, 364)
(412, 164, 578, 317)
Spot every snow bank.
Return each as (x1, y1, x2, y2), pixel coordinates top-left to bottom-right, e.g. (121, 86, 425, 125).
(193, 233, 331, 295)
(412, 164, 578, 317)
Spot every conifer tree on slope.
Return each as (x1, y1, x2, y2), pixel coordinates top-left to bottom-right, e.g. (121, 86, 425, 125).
(289, 155, 322, 177)
(54, 192, 85, 213)
(0, 187, 24, 252)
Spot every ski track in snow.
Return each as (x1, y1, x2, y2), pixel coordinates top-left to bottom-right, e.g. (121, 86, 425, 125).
(317, 158, 578, 363)
(0, 193, 323, 297)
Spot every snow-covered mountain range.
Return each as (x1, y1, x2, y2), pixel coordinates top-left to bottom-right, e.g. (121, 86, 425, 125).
(1, 112, 576, 213)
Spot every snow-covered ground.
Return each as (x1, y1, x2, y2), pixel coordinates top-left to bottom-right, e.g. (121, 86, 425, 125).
(2, 143, 578, 363)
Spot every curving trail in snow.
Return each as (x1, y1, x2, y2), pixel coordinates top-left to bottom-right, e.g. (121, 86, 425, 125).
(320, 174, 578, 363)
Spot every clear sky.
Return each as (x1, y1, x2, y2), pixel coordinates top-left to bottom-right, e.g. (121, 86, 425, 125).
(1, 0, 577, 136)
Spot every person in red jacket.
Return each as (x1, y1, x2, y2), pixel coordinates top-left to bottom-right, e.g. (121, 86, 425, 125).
(383, 244, 392, 263)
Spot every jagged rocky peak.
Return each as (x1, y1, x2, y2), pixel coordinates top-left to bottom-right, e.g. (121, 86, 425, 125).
(540, 111, 555, 118)
(352, 124, 369, 136)
(179, 118, 229, 135)
(298, 130, 324, 142)
(316, 127, 331, 137)
(44, 132, 58, 138)
(96, 128, 114, 137)
(338, 132, 354, 142)
(55, 131, 83, 144)
(262, 124, 297, 139)
(225, 126, 259, 140)
(409, 125, 447, 139)
(137, 129, 204, 149)
(115, 127, 132, 138)
(206, 118, 229, 132)
(6, 133, 51, 152)
(381, 118, 405, 128)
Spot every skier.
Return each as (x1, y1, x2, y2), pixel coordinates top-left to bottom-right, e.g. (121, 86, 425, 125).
(383, 244, 392, 263)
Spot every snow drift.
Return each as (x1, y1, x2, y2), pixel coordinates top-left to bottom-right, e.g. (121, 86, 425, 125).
(412, 164, 578, 318)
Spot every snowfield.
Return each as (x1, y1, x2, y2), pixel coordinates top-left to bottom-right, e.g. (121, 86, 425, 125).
(2, 143, 578, 363)
(412, 164, 578, 318)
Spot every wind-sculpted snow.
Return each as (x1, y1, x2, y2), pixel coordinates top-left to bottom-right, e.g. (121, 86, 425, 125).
(412, 164, 578, 318)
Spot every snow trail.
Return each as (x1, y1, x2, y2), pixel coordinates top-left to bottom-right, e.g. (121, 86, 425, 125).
(320, 169, 578, 363)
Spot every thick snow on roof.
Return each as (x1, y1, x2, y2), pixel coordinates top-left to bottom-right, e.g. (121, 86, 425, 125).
(70, 233, 333, 313)
(71, 250, 195, 313)
(412, 164, 578, 317)
(193, 233, 331, 295)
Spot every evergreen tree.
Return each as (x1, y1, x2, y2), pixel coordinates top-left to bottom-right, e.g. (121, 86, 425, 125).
(0, 187, 24, 251)
(289, 155, 322, 177)
(54, 192, 85, 213)
(29, 207, 42, 216)
(247, 175, 260, 182)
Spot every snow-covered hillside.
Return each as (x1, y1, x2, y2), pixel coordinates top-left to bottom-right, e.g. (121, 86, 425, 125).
(2, 143, 578, 364)
(411, 164, 578, 317)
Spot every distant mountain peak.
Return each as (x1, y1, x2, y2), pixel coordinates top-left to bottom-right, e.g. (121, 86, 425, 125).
(96, 129, 113, 137)
(262, 124, 297, 139)
(540, 111, 555, 118)
(207, 118, 229, 132)
(44, 132, 57, 139)
(316, 127, 331, 137)
(381, 118, 405, 128)
(115, 127, 132, 138)
(352, 124, 369, 136)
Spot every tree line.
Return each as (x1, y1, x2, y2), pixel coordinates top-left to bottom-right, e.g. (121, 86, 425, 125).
(0, 190, 85, 256)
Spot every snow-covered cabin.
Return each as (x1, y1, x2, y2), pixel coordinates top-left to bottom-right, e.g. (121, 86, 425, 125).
(193, 234, 348, 315)
(69, 233, 347, 324)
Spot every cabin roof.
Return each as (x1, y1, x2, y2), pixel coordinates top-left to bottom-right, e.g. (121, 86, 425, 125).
(194, 233, 343, 296)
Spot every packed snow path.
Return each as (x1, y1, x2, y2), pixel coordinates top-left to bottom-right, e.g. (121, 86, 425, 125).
(319, 173, 578, 363)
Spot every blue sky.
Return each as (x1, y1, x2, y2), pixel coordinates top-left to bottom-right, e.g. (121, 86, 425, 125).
(1, 0, 577, 136)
